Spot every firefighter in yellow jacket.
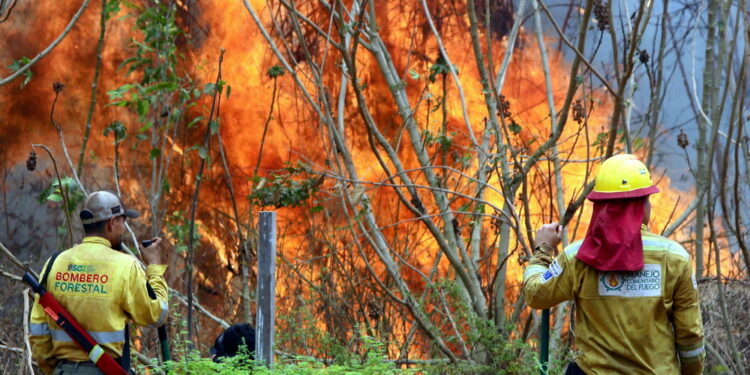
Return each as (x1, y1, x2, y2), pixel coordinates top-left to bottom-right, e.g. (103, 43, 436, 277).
(29, 191, 169, 374)
(523, 155, 704, 375)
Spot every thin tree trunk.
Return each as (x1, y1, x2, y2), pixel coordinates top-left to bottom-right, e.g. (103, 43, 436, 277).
(531, 0, 569, 357)
(216, 128, 252, 323)
(694, 0, 720, 278)
(186, 50, 225, 344)
(366, 10, 486, 317)
(76, 0, 107, 177)
(646, 0, 669, 168)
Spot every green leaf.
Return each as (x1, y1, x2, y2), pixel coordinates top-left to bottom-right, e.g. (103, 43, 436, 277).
(509, 121, 522, 134)
(137, 99, 150, 118)
(187, 116, 203, 128)
(117, 56, 139, 71)
(143, 81, 177, 93)
(632, 137, 644, 151)
(136, 133, 149, 140)
(203, 83, 216, 95)
(9, 57, 33, 89)
(104, 0, 121, 20)
(47, 193, 63, 202)
(108, 84, 133, 100)
(461, 153, 472, 168)
(178, 88, 190, 102)
(408, 70, 420, 79)
(21, 72, 32, 88)
(310, 205, 324, 213)
(267, 65, 285, 78)
(592, 132, 608, 146)
(198, 146, 208, 159)
(149, 148, 161, 160)
(103, 121, 127, 143)
(170, 107, 182, 122)
(161, 178, 171, 194)
(132, 40, 154, 52)
(225, 85, 231, 99)
(138, 121, 153, 132)
(209, 120, 219, 135)
(427, 53, 460, 84)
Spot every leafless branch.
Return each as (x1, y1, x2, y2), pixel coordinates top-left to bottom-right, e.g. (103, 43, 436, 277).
(170, 288, 230, 329)
(0, 0, 92, 86)
(186, 49, 225, 343)
(0, 242, 37, 278)
(0, 345, 23, 354)
(537, 1, 617, 97)
(419, 0, 480, 151)
(22, 288, 33, 375)
(76, 0, 109, 176)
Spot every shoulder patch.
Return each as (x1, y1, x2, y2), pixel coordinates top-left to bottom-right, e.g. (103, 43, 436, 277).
(540, 259, 564, 283)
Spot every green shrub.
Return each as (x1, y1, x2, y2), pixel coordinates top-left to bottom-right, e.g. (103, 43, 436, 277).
(139, 346, 416, 375)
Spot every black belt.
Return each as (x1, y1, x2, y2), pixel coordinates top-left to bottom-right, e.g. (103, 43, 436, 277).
(60, 358, 122, 367)
(60, 359, 97, 367)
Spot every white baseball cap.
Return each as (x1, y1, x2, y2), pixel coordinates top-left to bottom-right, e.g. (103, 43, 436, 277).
(79, 191, 139, 224)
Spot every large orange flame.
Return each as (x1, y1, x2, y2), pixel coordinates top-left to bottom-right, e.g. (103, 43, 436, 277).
(0, 0, 706, 360)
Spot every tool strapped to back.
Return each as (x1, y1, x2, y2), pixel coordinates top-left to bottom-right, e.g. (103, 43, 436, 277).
(24, 252, 129, 375)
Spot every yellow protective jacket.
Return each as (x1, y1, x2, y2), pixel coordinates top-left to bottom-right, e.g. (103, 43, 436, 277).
(523, 227, 704, 375)
(29, 236, 168, 374)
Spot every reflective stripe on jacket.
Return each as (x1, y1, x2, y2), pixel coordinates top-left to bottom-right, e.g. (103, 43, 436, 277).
(523, 228, 704, 375)
(29, 236, 168, 374)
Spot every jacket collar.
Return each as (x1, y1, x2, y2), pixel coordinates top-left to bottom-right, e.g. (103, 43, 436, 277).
(641, 223, 653, 234)
(82, 236, 113, 248)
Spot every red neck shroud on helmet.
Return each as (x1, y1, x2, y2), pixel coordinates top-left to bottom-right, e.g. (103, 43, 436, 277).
(575, 198, 647, 272)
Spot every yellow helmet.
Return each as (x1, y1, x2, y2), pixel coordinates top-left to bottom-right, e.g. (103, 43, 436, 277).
(588, 154, 659, 201)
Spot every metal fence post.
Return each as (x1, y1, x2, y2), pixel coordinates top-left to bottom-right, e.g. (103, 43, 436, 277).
(256, 211, 276, 368)
(540, 308, 550, 375)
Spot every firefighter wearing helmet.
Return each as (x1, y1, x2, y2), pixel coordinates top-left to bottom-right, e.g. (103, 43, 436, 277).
(523, 154, 704, 374)
(29, 191, 169, 374)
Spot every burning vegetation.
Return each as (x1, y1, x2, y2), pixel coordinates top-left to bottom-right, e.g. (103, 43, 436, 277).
(1, 0, 749, 374)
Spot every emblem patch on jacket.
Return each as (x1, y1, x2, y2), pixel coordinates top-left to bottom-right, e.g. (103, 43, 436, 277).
(540, 259, 563, 283)
(598, 264, 662, 297)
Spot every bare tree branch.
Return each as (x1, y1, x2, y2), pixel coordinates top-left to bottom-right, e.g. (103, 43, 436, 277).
(22, 288, 34, 375)
(0, 0, 92, 86)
